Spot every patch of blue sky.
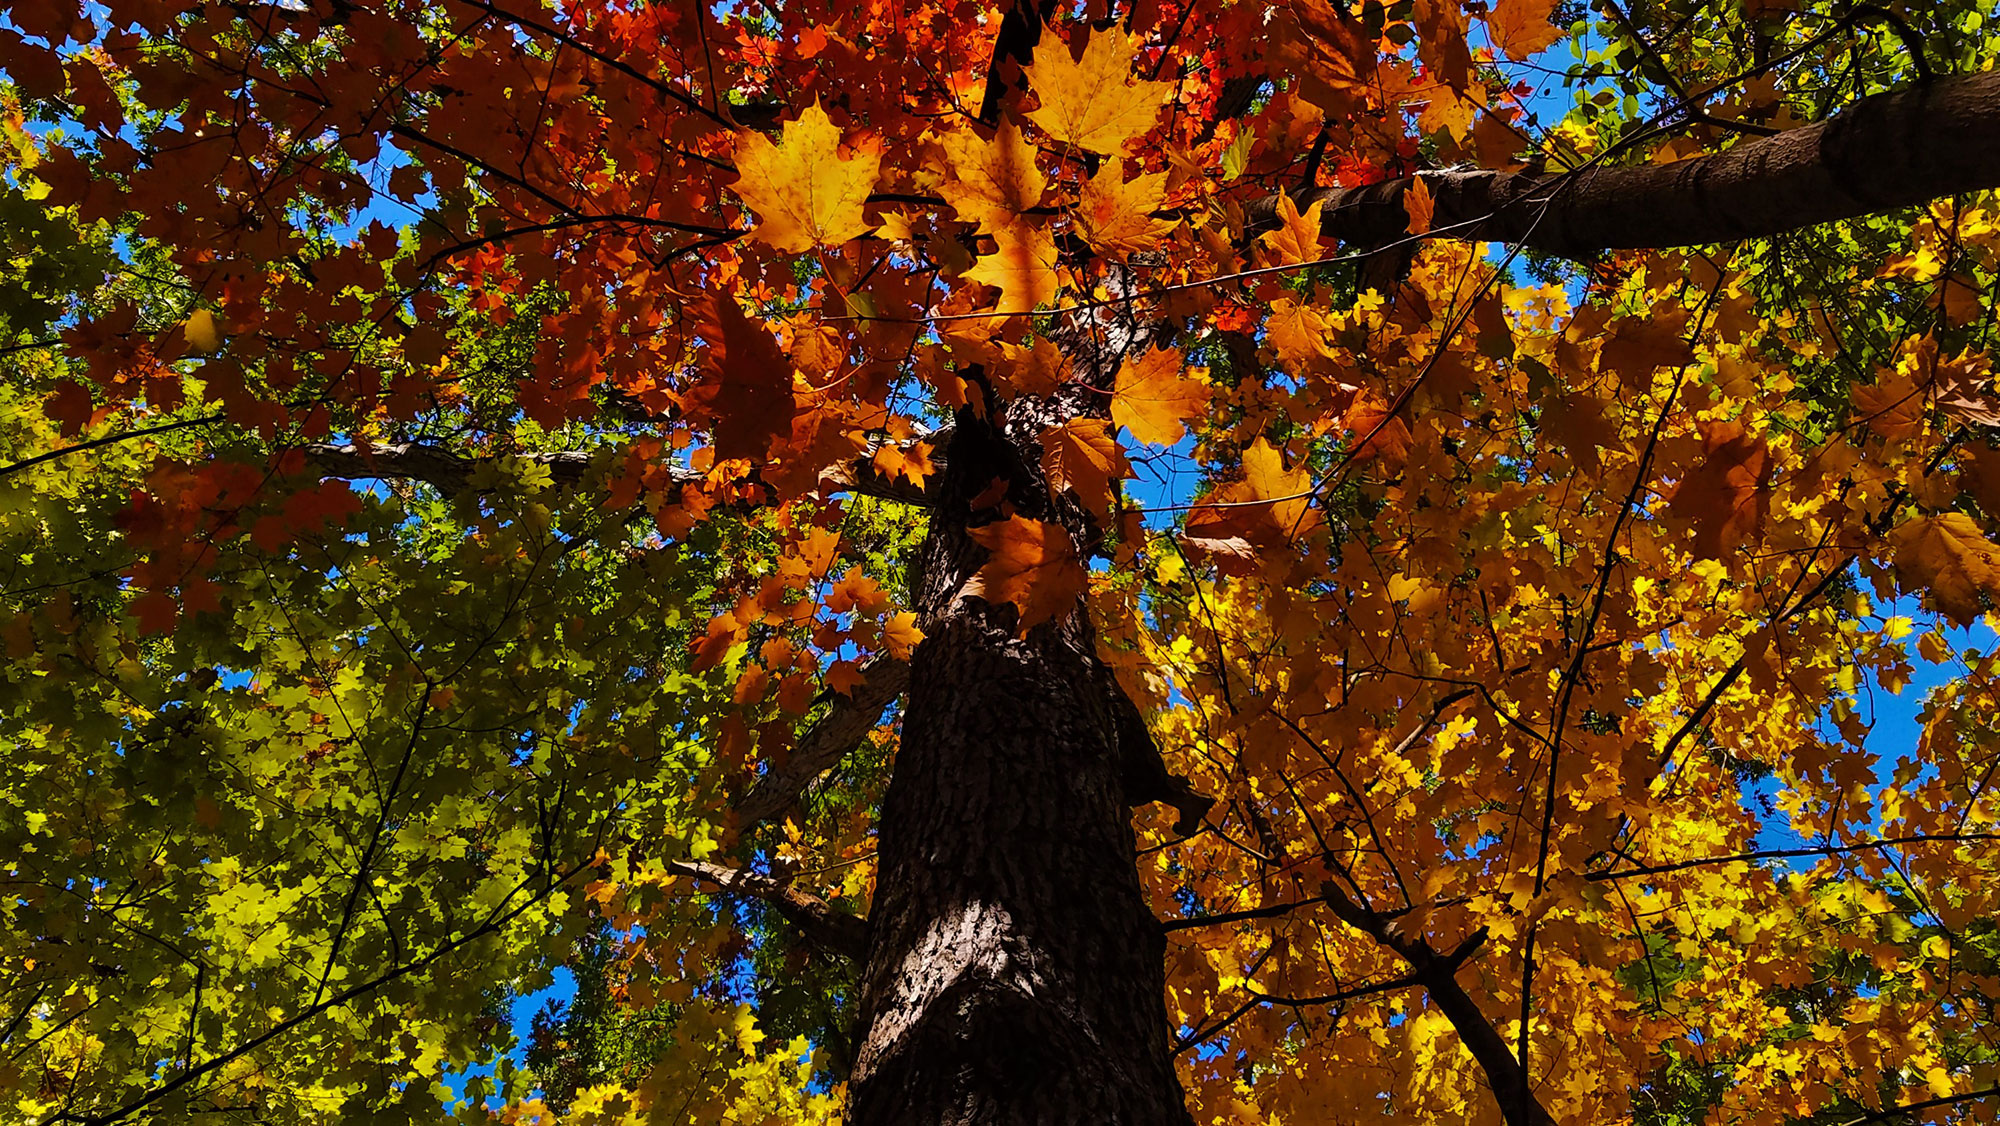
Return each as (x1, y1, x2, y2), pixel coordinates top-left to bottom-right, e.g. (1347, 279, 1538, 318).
(442, 965, 577, 1109)
(1742, 592, 1998, 861)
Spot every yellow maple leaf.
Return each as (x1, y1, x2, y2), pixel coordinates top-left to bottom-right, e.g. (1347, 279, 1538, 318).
(1040, 417, 1129, 511)
(182, 308, 222, 354)
(1024, 27, 1170, 156)
(965, 224, 1060, 314)
(733, 101, 882, 252)
(1077, 159, 1175, 259)
(964, 516, 1087, 628)
(935, 117, 1046, 235)
(1112, 345, 1208, 446)
(1891, 512, 2000, 625)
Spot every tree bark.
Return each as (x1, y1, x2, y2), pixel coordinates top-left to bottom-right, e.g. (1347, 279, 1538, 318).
(847, 406, 1193, 1125)
(1244, 66, 2000, 257)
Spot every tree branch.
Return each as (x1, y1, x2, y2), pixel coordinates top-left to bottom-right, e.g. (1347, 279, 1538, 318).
(667, 859, 868, 959)
(303, 439, 937, 505)
(1245, 68, 2000, 258)
(733, 655, 911, 828)
(1319, 883, 1554, 1126)
(302, 442, 627, 493)
(1587, 832, 2000, 882)
(1835, 1084, 1998, 1126)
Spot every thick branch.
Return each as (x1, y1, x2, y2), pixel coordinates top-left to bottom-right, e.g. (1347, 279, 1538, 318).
(303, 440, 935, 505)
(734, 655, 911, 828)
(1246, 68, 2000, 258)
(667, 859, 868, 959)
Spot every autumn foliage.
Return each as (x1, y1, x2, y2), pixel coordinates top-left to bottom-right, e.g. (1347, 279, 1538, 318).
(5, 0, 2000, 1123)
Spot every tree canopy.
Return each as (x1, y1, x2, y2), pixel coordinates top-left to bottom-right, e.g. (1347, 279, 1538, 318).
(5, 0, 2000, 1123)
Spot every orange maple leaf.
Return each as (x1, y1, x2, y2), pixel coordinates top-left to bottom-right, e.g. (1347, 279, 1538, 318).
(1852, 370, 1925, 440)
(965, 225, 1060, 314)
(1891, 512, 2000, 625)
(995, 336, 1068, 398)
(828, 565, 892, 615)
(824, 659, 868, 696)
(1077, 160, 1176, 260)
(693, 293, 798, 462)
(1263, 297, 1336, 372)
(1402, 177, 1435, 236)
(872, 440, 937, 487)
(935, 117, 1046, 235)
(1598, 309, 1696, 392)
(883, 611, 925, 660)
(734, 100, 882, 252)
(1667, 420, 1771, 558)
(1024, 27, 1170, 155)
(964, 516, 1087, 628)
(1936, 349, 2000, 427)
(1261, 194, 1326, 266)
(1488, 0, 1569, 60)
(1112, 345, 1208, 446)
(1041, 417, 1129, 511)
(1186, 438, 1322, 551)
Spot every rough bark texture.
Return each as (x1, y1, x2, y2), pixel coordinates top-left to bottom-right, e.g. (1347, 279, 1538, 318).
(1243, 67, 2000, 257)
(848, 399, 1193, 1125)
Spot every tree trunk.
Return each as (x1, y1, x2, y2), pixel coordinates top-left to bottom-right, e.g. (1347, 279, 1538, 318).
(847, 410, 1193, 1125)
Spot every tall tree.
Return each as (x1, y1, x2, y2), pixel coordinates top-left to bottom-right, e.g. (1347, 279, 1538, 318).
(5, 1, 2000, 1124)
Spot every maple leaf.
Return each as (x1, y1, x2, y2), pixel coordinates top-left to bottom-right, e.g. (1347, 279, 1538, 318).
(1024, 27, 1171, 155)
(1488, 0, 1569, 60)
(828, 566, 892, 615)
(1264, 297, 1336, 372)
(935, 117, 1046, 235)
(1667, 420, 1771, 558)
(1077, 160, 1175, 260)
(1260, 194, 1326, 266)
(1343, 397, 1413, 468)
(964, 516, 1087, 628)
(1402, 178, 1435, 235)
(995, 336, 1068, 398)
(1275, 0, 1378, 91)
(965, 224, 1060, 314)
(1040, 417, 1129, 511)
(1598, 309, 1695, 391)
(734, 100, 882, 252)
(824, 659, 868, 695)
(883, 612, 924, 660)
(1112, 345, 1208, 446)
(872, 440, 936, 487)
(181, 308, 221, 355)
(1185, 438, 1322, 550)
(1852, 369, 1925, 440)
(1891, 512, 2000, 625)
(693, 293, 798, 462)
(1935, 349, 2000, 426)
